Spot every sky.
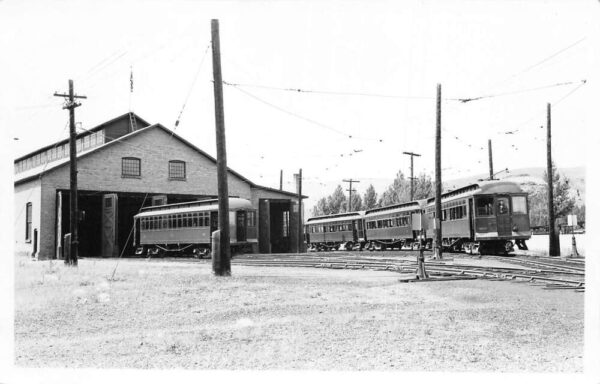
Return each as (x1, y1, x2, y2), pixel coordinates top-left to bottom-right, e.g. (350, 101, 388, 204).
(1, 0, 598, 212)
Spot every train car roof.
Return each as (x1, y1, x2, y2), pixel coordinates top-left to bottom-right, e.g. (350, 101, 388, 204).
(426, 180, 525, 204)
(306, 211, 365, 225)
(134, 197, 253, 218)
(365, 200, 421, 216)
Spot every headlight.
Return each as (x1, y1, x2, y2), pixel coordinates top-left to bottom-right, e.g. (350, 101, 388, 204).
(512, 225, 518, 231)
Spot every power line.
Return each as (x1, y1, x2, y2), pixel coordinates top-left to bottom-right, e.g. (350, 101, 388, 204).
(455, 80, 585, 103)
(225, 81, 385, 141)
(173, 42, 211, 130)
(223, 80, 437, 100)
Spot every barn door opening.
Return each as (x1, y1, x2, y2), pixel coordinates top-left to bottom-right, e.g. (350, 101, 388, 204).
(101, 194, 119, 257)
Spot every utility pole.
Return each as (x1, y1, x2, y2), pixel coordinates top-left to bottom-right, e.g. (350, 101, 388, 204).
(297, 168, 303, 253)
(343, 179, 360, 211)
(403, 151, 421, 201)
(211, 19, 231, 275)
(54, 80, 86, 266)
(547, 103, 560, 256)
(488, 139, 494, 180)
(433, 83, 443, 260)
(280, 169, 283, 190)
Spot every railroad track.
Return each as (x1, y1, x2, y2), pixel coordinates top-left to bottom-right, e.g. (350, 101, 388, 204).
(231, 252, 585, 292)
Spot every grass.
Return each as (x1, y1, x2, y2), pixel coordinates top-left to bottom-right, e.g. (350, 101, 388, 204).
(14, 257, 583, 371)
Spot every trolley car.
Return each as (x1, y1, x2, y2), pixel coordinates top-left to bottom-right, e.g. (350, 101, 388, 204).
(305, 180, 531, 255)
(133, 197, 257, 257)
(423, 181, 531, 254)
(304, 211, 365, 251)
(364, 200, 424, 250)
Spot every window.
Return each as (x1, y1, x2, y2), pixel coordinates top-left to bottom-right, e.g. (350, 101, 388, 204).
(497, 197, 510, 214)
(246, 211, 257, 227)
(476, 197, 494, 216)
(122, 157, 141, 177)
(25, 203, 32, 241)
(282, 211, 290, 237)
(169, 160, 186, 180)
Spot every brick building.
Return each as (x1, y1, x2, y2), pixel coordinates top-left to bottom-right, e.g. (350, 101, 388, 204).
(14, 113, 304, 259)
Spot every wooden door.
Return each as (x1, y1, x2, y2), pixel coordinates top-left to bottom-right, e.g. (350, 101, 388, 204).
(495, 196, 511, 237)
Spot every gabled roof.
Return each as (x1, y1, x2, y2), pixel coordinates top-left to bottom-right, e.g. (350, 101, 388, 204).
(14, 118, 306, 199)
(13, 112, 151, 163)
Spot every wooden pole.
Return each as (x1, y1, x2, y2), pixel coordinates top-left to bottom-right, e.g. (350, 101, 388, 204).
(211, 19, 231, 275)
(54, 80, 86, 266)
(403, 151, 421, 201)
(547, 103, 560, 256)
(488, 139, 494, 180)
(280, 169, 283, 190)
(67, 81, 78, 266)
(297, 168, 303, 253)
(343, 179, 360, 211)
(433, 84, 443, 260)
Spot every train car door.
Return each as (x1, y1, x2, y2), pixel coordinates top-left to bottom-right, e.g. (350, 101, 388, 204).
(236, 211, 247, 242)
(468, 198, 475, 239)
(101, 194, 118, 257)
(351, 220, 358, 243)
(495, 196, 511, 237)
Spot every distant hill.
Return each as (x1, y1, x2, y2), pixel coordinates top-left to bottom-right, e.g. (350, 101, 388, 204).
(444, 166, 585, 204)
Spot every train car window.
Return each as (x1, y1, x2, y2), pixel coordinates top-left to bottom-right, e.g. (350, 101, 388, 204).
(497, 198, 509, 214)
(177, 215, 182, 228)
(476, 197, 494, 216)
(192, 213, 198, 227)
(512, 196, 527, 214)
(246, 211, 257, 227)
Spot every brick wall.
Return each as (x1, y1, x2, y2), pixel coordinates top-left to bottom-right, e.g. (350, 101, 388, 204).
(14, 180, 41, 258)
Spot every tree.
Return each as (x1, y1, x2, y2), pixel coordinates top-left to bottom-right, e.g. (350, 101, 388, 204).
(327, 185, 347, 214)
(413, 173, 433, 200)
(363, 184, 379, 209)
(524, 163, 576, 227)
(346, 193, 363, 212)
(378, 171, 411, 206)
(544, 162, 576, 219)
(312, 197, 330, 217)
(572, 204, 585, 228)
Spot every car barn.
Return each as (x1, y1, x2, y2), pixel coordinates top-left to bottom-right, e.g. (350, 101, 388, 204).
(14, 112, 305, 259)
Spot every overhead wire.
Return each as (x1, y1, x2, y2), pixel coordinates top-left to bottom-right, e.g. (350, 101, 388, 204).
(224, 81, 384, 142)
(173, 42, 211, 130)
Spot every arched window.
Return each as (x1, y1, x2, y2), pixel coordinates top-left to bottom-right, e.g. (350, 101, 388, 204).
(169, 160, 186, 180)
(122, 157, 141, 177)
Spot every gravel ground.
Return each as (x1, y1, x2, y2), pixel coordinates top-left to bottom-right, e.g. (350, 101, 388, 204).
(14, 257, 583, 371)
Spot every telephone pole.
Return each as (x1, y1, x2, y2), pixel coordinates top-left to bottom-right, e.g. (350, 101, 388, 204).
(297, 168, 303, 253)
(433, 84, 443, 260)
(280, 169, 283, 190)
(488, 139, 494, 180)
(211, 19, 231, 275)
(547, 103, 560, 256)
(343, 179, 360, 211)
(54, 80, 86, 266)
(403, 151, 421, 200)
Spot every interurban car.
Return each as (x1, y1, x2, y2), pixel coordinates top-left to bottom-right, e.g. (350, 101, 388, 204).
(304, 181, 532, 255)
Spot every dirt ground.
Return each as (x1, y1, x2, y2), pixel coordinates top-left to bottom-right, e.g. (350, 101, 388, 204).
(14, 257, 583, 371)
